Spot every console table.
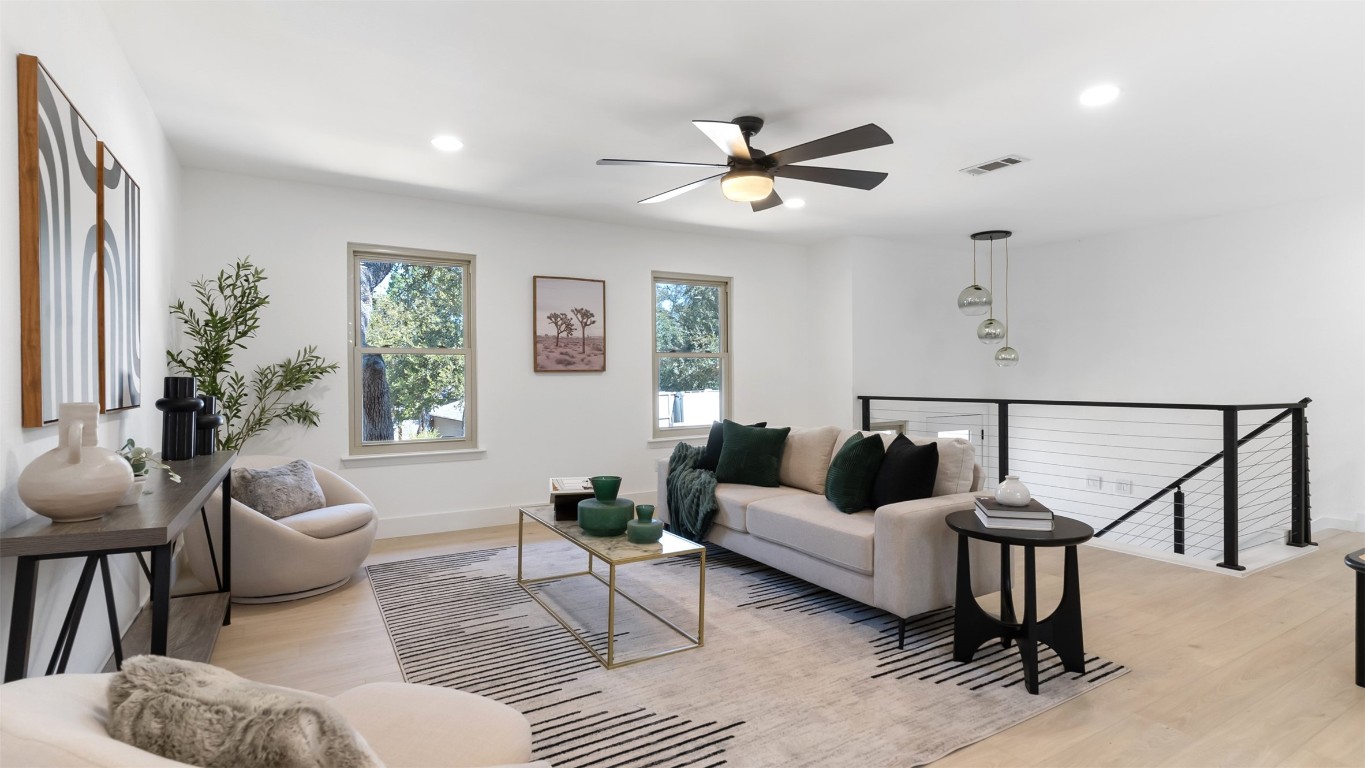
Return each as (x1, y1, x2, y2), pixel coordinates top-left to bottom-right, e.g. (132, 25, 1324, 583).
(2, 452, 235, 681)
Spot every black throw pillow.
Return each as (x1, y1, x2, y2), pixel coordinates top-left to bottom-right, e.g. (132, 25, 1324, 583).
(824, 433, 886, 513)
(714, 421, 790, 487)
(696, 420, 767, 472)
(871, 435, 939, 508)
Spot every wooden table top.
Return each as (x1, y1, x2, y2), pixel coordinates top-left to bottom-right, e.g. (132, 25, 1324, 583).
(1, 452, 236, 558)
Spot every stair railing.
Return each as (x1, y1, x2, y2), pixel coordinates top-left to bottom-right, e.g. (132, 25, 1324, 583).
(857, 395, 1314, 570)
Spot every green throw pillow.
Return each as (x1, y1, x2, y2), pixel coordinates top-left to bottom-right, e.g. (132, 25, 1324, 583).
(714, 420, 791, 487)
(825, 433, 886, 513)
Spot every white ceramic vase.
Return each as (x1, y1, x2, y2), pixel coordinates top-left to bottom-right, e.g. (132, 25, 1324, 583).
(17, 403, 134, 522)
(995, 475, 1032, 507)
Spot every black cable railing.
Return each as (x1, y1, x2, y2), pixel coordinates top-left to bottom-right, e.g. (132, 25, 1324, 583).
(858, 395, 1314, 570)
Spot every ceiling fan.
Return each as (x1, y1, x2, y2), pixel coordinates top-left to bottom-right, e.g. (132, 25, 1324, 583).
(597, 116, 893, 212)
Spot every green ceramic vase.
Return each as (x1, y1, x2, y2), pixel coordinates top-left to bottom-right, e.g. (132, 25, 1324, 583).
(589, 475, 622, 502)
(579, 496, 633, 536)
(627, 504, 664, 544)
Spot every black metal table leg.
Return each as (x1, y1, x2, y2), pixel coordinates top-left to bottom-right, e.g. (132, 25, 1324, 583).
(4, 558, 38, 682)
(1036, 544, 1086, 674)
(1356, 569, 1363, 688)
(999, 544, 1015, 647)
(222, 470, 232, 625)
(1020, 545, 1040, 694)
(150, 544, 173, 655)
(48, 557, 99, 675)
(100, 556, 125, 670)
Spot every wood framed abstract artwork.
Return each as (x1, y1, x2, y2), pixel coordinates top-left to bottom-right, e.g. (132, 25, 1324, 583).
(98, 143, 142, 412)
(18, 55, 102, 427)
(533, 276, 606, 373)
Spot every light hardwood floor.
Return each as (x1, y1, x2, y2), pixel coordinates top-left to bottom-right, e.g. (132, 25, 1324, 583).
(210, 525, 1365, 767)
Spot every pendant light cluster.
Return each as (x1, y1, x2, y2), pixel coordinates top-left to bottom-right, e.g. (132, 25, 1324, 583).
(957, 230, 1019, 367)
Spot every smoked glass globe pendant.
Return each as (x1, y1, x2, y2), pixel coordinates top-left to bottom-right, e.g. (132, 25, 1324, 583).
(957, 284, 991, 315)
(977, 318, 1005, 345)
(957, 238, 992, 316)
(995, 346, 1019, 367)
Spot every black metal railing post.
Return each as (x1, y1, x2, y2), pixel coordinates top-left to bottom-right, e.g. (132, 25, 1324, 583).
(997, 401, 1010, 482)
(860, 397, 871, 431)
(1289, 398, 1315, 547)
(1173, 486, 1186, 555)
(1218, 407, 1245, 571)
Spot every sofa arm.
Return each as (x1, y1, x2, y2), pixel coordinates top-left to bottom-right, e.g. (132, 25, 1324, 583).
(655, 458, 672, 525)
(872, 493, 1002, 619)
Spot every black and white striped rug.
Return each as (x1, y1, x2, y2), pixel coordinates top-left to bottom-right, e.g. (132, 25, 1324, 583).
(368, 543, 1126, 767)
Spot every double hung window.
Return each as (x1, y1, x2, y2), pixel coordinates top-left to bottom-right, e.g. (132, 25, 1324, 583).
(348, 244, 476, 454)
(653, 272, 731, 438)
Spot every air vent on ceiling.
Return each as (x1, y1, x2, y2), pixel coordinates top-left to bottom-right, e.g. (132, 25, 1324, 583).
(960, 155, 1030, 176)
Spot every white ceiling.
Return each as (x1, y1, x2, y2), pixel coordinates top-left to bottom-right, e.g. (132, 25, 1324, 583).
(101, 1, 1364, 247)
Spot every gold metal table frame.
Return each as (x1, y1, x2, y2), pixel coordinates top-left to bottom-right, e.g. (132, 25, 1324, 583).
(517, 505, 705, 669)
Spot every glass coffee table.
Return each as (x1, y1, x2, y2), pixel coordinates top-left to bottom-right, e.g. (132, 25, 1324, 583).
(516, 504, 705, 669)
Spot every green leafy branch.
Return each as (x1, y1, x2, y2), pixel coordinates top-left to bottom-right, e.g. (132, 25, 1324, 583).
(167, 258, 338, 452)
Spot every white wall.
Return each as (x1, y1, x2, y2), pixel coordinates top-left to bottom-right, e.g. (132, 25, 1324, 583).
(177, 169, 824, 536)
(0, 2, 182, 674)
(851, 195, 1365, 532)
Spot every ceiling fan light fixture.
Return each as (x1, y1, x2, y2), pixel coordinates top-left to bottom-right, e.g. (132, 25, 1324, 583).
(720, 168, 774, 202)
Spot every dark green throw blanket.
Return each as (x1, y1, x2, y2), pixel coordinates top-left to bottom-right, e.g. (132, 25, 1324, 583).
(666, 442, 718, 543)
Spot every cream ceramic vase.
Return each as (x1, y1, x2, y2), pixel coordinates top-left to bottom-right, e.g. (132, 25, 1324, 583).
(18, 403, 134, 522)
(995, 475, 1032, 507)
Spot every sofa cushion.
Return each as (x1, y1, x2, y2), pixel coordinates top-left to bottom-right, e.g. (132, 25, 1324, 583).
(712, 483, 806, 532)
(231, 460, 326, 520)
(778, 426, 840, 494)
(278, 503, 376, 539)
(696, 420, 766, 472)
(918, 436, 975, 496)
(715, 421, 790, 487)
(872, 435, 939, 508)
(107, 655, 381, 768)
(746, 495, 875, 575)
(824, 434, 885, 513)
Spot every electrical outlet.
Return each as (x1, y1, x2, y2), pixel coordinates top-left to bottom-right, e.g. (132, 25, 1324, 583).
(1086, 475, 1103, 490)
(1116, 479, 1133, 495)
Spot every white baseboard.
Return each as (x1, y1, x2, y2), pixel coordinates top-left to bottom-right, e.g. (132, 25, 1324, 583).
(376, 489, 659, 539)
(1312, 515, 1363, 534)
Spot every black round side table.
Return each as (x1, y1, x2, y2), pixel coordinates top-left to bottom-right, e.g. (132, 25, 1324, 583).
(945, 508, 1094, 695)
(1347, 548, 1365, 688)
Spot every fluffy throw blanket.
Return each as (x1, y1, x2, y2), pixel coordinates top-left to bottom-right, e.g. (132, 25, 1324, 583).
(666, 442, 718, 542)
(107, 655, 383, 768)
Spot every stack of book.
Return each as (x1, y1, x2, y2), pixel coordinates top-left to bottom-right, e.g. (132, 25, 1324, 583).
(549, 477, 595, 520)
(974, 495, 1054, 531)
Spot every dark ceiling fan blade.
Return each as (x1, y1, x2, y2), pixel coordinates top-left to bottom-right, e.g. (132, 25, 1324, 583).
(766, 123, 893, 168)
(597, 158, 728, 168)
(638, 173, 725, 204)
(693, 120, 752, 160)
(751, 189, 783, 212)
(772, 165, 889, 190)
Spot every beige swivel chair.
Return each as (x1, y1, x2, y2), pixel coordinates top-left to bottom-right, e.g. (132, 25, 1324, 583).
(183, 455, 378, 603)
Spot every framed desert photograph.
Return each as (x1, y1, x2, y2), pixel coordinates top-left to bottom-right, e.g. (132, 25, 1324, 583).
(534, 276, 605, 372)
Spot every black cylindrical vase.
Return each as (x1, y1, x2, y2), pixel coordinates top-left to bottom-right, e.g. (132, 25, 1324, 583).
(156, 376, 203, 460)
(196, 395, 226, 456)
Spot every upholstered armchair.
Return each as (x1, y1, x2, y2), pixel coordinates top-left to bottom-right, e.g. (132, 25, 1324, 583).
(183, 455, 378, 603)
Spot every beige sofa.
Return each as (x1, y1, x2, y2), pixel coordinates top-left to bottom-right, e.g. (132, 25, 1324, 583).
(0, 672, 549, 768)
(657, 427, 1000, 638)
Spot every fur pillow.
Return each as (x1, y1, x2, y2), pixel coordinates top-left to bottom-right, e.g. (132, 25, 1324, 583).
(231, 460, 326, 519)
(107, 655, 383, 768)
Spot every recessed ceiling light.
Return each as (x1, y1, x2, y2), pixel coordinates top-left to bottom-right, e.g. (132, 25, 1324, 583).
(431, 134, 464, 152)
(1079, 84, 1120, 107)
(784, 198, 806, 209)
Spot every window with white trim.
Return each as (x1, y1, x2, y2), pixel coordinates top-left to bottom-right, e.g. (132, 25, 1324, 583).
(348, 244, 476, 454)
(653, 272, 731, 438)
